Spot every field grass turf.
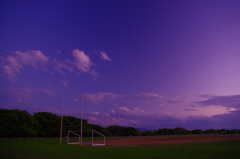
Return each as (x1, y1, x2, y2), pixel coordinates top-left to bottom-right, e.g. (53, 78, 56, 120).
(0, 138, 240, 159)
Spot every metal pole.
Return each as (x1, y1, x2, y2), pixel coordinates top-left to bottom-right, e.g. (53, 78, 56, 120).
(60, 98, 64, 145)
(92, 130, 93, 145)
(81, 94, 83, 146)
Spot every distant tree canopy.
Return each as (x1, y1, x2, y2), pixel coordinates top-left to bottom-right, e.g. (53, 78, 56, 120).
(0, 109, 239, 138)
(0, 109, 39, 137)
(106, 125, 140, 136)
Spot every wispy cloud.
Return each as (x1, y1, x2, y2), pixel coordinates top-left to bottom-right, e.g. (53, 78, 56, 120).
(6, 88, 55, 102)
(185, 110, 240, 130)
(184, 108, 199, 111)
(1, 50, 49, 82)
(84, 106, 184, 128)
(53, 58, 73, 73)
(2, 65, 17, 82)
(83, 92, 119, 104)
(196, 94, 240, 109)
(122, 93, 163, 101)
(60, 80, 69, 87)
(81, 92, 167, 104)
(100, 52, 112, 61)
(37, 88, 55, 95)
(83, 105, 240, 129)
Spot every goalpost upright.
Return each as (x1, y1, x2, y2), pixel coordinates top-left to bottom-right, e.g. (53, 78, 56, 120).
(80, 93, 83, 146)
(60, 98, 64, 145)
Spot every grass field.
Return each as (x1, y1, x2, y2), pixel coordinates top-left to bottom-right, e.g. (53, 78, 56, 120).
(1, 137, 240, 159)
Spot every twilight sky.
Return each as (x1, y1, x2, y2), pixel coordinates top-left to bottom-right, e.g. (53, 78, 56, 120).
(1, 0, 240, 130)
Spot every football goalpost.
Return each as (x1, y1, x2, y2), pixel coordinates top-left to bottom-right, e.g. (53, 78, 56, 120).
(67, 130, 105, 146)
(60, 96, 105, 146)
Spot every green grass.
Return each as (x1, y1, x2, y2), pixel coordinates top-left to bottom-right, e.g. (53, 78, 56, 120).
(0, 138, 240, 159)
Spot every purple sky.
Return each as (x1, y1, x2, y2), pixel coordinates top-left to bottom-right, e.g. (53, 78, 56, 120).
(1, 0, 240, 130)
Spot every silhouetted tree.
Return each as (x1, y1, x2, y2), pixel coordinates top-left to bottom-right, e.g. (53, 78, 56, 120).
(192, 129, 203, 134)
(34, 112, 60, 137)
(174, 127, 189, 135)
(203, 129, 218, 134)
(0, 109, 39, 137)
(158, 128, 175, 135)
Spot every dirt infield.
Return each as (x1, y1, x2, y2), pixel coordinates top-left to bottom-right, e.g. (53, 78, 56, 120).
(105, 136, 240, 147)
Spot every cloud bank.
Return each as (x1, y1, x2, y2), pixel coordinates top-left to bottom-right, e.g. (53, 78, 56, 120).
(0, 49, 111, 82)
(196, 94, 240, 109)
(84, 106, 240, 130)
(1, 50, 49, 82)
(79, 93, 240, 130)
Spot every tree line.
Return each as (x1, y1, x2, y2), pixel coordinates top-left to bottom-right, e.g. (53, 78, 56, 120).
(0, 109, 238, 138)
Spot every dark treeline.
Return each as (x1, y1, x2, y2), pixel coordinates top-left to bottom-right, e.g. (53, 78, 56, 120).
(0, 109, 239, 138)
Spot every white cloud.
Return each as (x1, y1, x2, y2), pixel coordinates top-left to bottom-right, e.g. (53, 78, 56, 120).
(72, 49, 92, 73)
(100, 52, 112, 61)
(1, 50, 49, 82)
(1, 49, 107, 81)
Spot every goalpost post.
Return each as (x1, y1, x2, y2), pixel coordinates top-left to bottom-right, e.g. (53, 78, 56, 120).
(80, 93, 83, 146)
(60, 98, 64, 145)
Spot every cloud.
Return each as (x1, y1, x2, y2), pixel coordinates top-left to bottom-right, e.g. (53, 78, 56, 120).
(122, 93, 163, 101)
(110, 107, 148, 118)
(6, 88, 55, 102)
(7, 56, 23, 73)
(1, 48, 108, 81)
(2, 65, 17, 82)
(73, 98, 80, 102)
(14, 50, 49, 68)
(83, 105, 240, 130)
(37, 88, 55, 95)
(100, 52, 112, 61)
(53, 59, 73, 73)
(80, 92, 178, 106)
(184, 108, 199, 111)
(85, 106, 184, 129)
(196, 94, 240, 109)
(61, 80, 69, 87)
(84, 92, 119, 104)
(185, 110, 240, 130)
(82, 92, 165, 104)
(72, 49, 92, 73)
(1, 50, 49, 81)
